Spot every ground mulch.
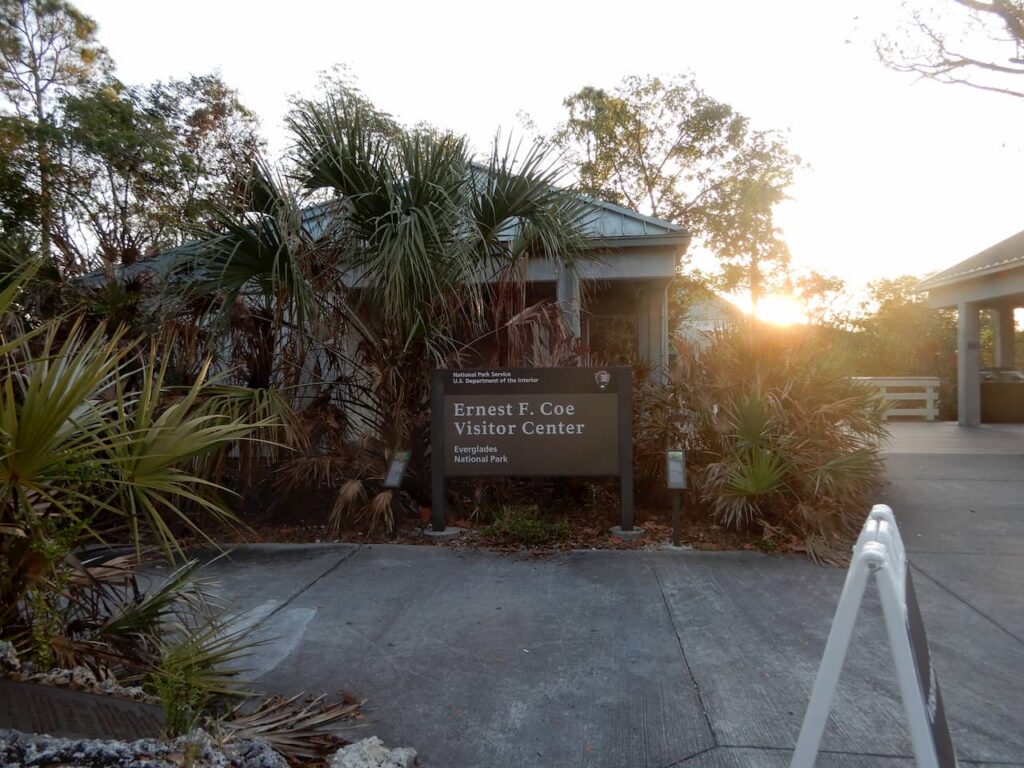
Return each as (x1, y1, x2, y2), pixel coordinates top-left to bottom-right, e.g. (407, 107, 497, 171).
(201, 505, 802, 556)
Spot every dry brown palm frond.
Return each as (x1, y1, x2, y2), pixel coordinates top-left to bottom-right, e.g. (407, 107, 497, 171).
(357, 491, 395, 536)
(65, 552, 142, 591)
(755, 517, 786, 544)
(156, 309, 215, 385)
(329, 479, 367, 535)
(274, 454, 350, 492)
(222, 692, 364, 762)
(802, 531, 851, 567)
(293, 398, 348, 450)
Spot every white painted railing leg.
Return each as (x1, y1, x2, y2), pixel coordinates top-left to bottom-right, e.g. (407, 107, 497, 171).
(789, 554, 873, 768)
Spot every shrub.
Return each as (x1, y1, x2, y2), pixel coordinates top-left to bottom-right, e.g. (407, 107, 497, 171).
(659, 322, 888, 563)
(0, 266, 275, 730)
(148, 610, 256, 735)
(485, 505, 570, 546)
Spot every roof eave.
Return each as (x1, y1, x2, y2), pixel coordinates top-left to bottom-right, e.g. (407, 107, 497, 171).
(584, 233, 693, 251)
(918, 258, 1024, 292)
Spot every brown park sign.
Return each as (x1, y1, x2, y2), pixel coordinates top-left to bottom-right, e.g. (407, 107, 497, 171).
(430, 367, 634, 531)
(436, 367, 628, 477)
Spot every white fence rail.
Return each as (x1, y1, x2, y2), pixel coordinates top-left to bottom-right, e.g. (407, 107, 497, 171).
(852, 377, 939, 421)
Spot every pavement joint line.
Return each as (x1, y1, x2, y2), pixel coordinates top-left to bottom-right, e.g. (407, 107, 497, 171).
(706, 744, 1023, 766)
(656, 745, 717, 766)
(909, 562, 1024, 646)
(644, 552, 719, 748)
(906, 551, 1024, 557)
(715, 743, 912, 758)
(255, 544, 363, 628)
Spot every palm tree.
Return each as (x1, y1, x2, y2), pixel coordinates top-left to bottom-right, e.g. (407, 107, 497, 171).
(181, 90, 593, 529)
(285, 93, 591, 355)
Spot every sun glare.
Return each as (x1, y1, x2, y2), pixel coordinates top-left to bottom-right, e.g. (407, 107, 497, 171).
(749, 294, 808, 326)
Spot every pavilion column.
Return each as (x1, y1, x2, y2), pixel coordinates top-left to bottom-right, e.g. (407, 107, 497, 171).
(637, 282, 669, 379)
(957, 302, 982, 426)
(556, 263, 581, 339)
(992, 304, 1017, 369)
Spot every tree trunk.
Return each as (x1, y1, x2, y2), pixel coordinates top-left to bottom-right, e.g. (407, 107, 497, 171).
(32, 79, 57, 274)
(749, 248, 762, 311)
(36, 138, 54, 264)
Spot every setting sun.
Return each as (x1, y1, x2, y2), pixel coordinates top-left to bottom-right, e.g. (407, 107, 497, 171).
(738, 294, 809, 326)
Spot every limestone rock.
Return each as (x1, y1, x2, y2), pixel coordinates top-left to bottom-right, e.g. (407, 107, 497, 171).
(0, 640, 20, 674)
(228, 738, 291, 768)
(5, 661, 156, 703)
(0, 729, 292, 768)
(330, 736, 418, 768)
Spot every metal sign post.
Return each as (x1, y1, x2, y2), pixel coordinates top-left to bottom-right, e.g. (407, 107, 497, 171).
(789, 504, 958, 768)
(430, 370, 447, 534)
(666, 449, 686, 546)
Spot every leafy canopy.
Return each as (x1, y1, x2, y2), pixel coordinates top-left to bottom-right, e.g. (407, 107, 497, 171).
(0, 2, 262, 275)
(552, 74, 800, 299)
(0, 0, 110, 263)
(0, 0, 109, 118)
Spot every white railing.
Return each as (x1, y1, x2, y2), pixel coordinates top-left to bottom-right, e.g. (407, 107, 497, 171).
(852, 377, 939, 421)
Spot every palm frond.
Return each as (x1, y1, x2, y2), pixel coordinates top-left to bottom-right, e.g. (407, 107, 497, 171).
(473, 134, 591, 269)
(148, 610, 262, 735)
(97, 559, 216, 652)
(329, 479, 367, 535)
(192, 156, 320, 328)
(103, 357, 263, 557)
(222, 692, 363, 762)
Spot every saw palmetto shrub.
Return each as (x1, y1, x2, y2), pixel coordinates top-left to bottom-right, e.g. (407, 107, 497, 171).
(660, 323, 888, 563)
(0, 267, 268, 721)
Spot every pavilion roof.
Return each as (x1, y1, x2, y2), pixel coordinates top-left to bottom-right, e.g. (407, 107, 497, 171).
(918, 229, 1024, 291)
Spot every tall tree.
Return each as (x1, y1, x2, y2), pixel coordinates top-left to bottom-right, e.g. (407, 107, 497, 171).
(144, 74, 264, 222)
(878, 1, 1024, 97)
(54, 75, 262, 271)
(794, 270, 848, 326)
(552, 74, 800, 305)
(0, 113, 36, 244)
(849, 275, 958, 376)
(0, 0, 108, 266)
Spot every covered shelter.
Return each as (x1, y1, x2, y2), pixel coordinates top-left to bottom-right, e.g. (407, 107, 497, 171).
(919, 230, 1024, 426)
(537, 198, 690, 371)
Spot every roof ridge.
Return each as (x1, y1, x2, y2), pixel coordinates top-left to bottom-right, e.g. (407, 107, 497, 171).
(575, 194, 686, 233)
(918, 228, 1024, 290)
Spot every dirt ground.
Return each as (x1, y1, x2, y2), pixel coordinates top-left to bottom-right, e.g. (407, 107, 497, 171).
(200, 499, 801, 556)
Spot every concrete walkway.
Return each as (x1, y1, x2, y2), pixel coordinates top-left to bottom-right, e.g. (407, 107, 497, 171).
(195, 423, 1024, 767)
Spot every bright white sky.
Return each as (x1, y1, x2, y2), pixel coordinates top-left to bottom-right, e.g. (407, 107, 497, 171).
(77, 0, 1024, 305)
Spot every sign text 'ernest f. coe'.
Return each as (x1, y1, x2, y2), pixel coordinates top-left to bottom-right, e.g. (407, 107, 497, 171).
(437, 368, 628, 477)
